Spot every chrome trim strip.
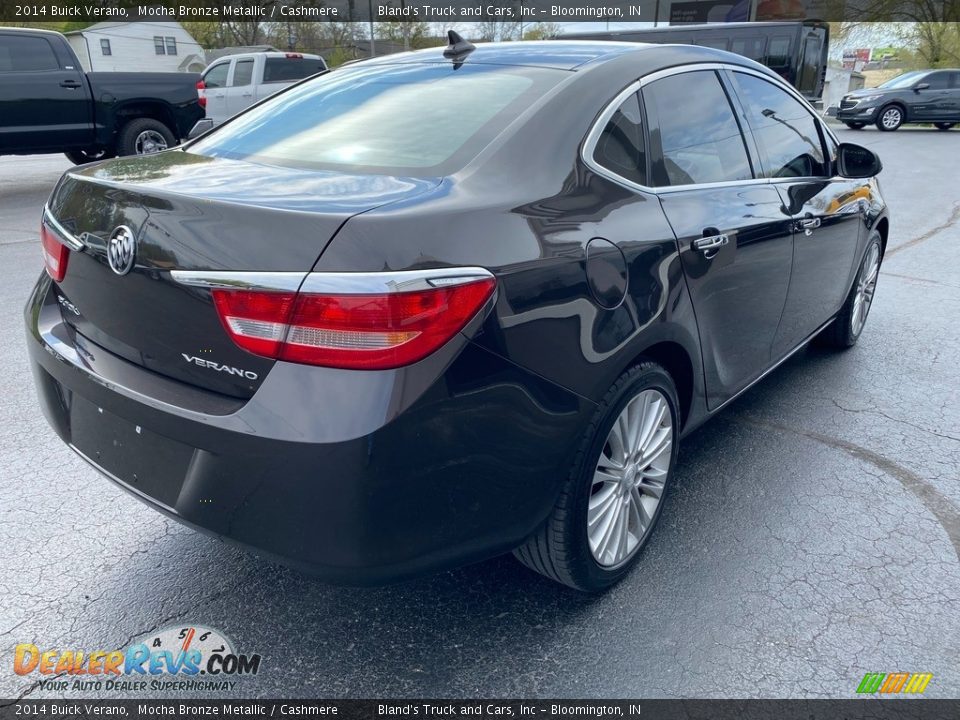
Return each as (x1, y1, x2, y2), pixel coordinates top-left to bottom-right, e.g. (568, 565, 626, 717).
(42, 205, 85, 251)
(581, 62, 839, 195)
(171, 267, 496, 295)
(170, 271, 306, 293)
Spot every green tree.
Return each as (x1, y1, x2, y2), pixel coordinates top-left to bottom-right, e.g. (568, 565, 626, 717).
(522, 22, 561, 40)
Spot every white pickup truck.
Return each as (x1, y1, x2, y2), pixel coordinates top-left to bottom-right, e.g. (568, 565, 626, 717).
(194, 51, 327, 132)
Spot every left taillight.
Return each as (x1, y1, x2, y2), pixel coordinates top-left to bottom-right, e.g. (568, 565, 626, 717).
(210, 274, 496, 370)
(40, 220, 69, 282)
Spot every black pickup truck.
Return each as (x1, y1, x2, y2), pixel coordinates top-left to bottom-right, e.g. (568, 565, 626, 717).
(0, 27, 204, 164)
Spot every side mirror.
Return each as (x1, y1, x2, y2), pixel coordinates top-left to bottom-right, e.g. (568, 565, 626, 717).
(837, 143, 882, 178)
(914, 82, 930, 91)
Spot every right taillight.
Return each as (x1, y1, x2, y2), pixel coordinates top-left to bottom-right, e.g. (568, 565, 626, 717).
(211, 276, 496, 370)
(40, 221, 70, 282)
(196, 79, 206, 109)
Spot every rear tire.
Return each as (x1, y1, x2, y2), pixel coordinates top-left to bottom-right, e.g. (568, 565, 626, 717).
(514, 362, 679, 592)
(117, 118, 176, 156)
(876, 105, 904, 131)
(64, 148, 114, 165)
(935, 122, 955, 131)
(845, 122, 866, 130)
(817, 232, 882, 349)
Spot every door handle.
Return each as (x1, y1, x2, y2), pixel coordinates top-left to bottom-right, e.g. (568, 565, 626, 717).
(241, 92, 253, 98)
(797, 217, 821, 235)
(60, 79, 81, 88)
(693, 233, 729, 254)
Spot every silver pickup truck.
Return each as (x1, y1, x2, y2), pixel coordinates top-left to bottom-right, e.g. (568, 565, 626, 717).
(192, 51, 327, 135)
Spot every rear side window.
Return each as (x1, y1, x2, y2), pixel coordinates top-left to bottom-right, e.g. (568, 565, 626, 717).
(731, 36, 766, 62)
(232, 59, 254, 87)
(642, 70, 753, 187)
(263, 57, 327, 83)
(730, 71, 827, 178)
(190, 63, 564, 175)
(592, 93, 646, 186)
(203, 62, 229, 88)
(766, 36, 792, 67)
(0, 35, 59, 72)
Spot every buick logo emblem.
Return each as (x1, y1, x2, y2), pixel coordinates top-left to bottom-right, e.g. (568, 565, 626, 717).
(107, 225, 136, 276)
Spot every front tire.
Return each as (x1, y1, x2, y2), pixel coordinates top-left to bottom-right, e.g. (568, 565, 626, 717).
(935, 122, 955, 131)
(117, 118, 176, 156)
(877, 105, 904, 131)
(514, 362, 679, 592)
(64, 147, 114, 165)
(817, 233, 882, 349)
(845, 122, 866, 130)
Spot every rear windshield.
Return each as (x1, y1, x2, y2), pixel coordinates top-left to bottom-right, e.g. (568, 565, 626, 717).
(263, 57, 327, 83)
(188, 62, 566, 175)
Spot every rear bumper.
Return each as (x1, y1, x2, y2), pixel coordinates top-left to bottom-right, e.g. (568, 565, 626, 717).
(25, 273, 593, 583)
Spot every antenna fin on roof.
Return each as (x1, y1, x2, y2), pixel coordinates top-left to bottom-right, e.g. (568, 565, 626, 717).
(443, 30, 476, 60)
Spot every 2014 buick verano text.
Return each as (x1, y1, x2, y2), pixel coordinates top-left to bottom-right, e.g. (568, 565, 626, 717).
(25, 39, 888, 591)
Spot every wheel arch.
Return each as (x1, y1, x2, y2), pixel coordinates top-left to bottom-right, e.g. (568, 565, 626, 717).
(113, 101, 178, 137)
(879, 100, 907, 122)
(875, 215, 889, 257)
(622, 339, 696, 431)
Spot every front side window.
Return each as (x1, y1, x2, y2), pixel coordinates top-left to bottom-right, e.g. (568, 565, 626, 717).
(642, 70, 753, 187)
(190, 63, 566, 175)
(730, 71, 827, 178)
(922, 72, 950, 90)
(0, 35, 60, 72)
(154, 36, 165, 55)
(592, 92, 646, 186)
(203, 62, 229, 89)
(100, 39, 111, 56)
(165, 37, 177, 56)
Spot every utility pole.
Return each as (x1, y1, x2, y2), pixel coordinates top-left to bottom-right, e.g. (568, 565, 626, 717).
(368, 0, 376, 57)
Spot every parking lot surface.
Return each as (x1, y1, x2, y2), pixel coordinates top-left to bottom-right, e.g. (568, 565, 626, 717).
(1, 127, 959, 700)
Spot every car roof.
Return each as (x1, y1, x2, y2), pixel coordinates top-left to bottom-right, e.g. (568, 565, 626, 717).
(356, 40, 652, 71)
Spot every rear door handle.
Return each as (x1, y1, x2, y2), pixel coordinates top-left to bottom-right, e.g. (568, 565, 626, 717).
(60, 79, 81, 88)
(693, 233, 729, 253)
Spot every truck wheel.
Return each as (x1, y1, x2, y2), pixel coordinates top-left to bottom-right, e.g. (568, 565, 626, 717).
(117, 118, 176, 156)
(64, 148, 115, 165)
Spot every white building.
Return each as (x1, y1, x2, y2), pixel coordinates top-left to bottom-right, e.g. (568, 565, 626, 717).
(65, 22, 205, 73)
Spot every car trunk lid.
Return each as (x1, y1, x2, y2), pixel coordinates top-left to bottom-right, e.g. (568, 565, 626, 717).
(47, 151, 439, 398)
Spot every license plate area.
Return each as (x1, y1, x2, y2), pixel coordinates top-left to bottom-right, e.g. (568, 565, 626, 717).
(70, 396, 191, 509)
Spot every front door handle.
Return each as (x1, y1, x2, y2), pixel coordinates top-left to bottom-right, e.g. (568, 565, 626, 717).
(60, 79, 81, 88)
(693, 233, 729, 253)
(797, 217, 821, 235)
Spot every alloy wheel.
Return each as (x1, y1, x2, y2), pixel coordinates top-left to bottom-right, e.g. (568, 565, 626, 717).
(588, 389, 672, 568)
(881, 107, 902, 130)
(135, 130, 169, 155)
(851, 243, 880, 337)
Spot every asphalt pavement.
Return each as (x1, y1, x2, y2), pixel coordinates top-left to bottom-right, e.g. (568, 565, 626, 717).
(1, 127, 958, 700)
